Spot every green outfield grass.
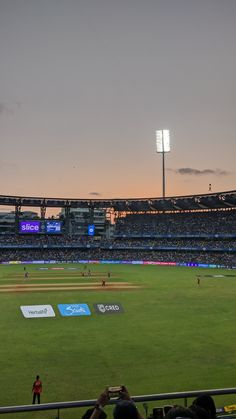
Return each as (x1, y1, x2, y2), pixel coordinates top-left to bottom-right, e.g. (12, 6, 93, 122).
(0, 263, 236, 418)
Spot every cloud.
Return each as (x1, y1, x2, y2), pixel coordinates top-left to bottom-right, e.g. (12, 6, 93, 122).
(168, 168, 231, 176)
(0, 103, 12, 115)
(89, 192, 102, 196)
(0, 102, 21, 116)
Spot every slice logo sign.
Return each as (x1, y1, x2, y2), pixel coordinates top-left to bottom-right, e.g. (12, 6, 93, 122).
(94, 303, 124, 314)
(20, 305, 55, 318)
(58, 304, 91, 316)
(19, 220, 40, 234)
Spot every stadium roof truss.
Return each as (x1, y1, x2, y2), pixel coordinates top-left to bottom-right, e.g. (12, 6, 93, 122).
(0, 191, 235, 213)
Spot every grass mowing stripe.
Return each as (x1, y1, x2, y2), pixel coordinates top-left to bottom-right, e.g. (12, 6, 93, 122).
(0, 285, 141, 292)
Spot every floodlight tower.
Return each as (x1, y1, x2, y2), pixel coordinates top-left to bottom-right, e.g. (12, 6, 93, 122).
(155, 129, 170, 198)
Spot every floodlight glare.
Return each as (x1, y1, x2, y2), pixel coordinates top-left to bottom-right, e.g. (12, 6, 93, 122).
(156, 129, 170, 153)
(155, 129, 171, 198)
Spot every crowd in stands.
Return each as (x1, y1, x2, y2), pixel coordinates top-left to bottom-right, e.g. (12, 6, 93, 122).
(0, 234, 93, 245)
(84, 386, 217, 419)
(0, 210, 235, 266)
(0, 235, 235, 250)
(115, 210, 236, 236)
(111, 238, 236, 249)
(0, 248, 235, 267)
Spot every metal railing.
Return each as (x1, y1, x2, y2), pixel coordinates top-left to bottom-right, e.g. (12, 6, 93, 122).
(0, 387, 236, 417)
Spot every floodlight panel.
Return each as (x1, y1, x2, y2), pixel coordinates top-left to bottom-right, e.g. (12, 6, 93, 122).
(156, 129, 170, 153)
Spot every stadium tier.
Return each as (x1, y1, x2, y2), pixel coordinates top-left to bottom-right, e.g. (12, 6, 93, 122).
(0, 191, 235, 267)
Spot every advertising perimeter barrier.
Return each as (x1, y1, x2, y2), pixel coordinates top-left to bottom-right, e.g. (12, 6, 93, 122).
(1, 387, 236, 417)
(1, 259, 235, 269)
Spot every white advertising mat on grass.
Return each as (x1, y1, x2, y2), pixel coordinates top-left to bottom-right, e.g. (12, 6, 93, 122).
(20, 305, 55, 318)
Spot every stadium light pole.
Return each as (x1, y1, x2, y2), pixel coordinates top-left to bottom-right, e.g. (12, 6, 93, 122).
(155, 129, 170, 198)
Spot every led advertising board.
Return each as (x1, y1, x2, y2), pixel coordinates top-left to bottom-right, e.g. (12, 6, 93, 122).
(88, 224, 95, 236)
(46, 221, 62, 234)
(19, 220, 41, 234)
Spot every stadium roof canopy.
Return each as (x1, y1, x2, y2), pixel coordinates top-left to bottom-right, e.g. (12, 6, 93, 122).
(0, 191, 236, 212)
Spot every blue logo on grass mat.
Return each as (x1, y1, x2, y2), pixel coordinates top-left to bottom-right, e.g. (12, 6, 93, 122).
(58, 304, 91, 316)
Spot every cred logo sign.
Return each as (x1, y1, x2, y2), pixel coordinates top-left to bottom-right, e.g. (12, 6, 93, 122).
(19, 221, 40, 234)
(94, 303, 124, 314)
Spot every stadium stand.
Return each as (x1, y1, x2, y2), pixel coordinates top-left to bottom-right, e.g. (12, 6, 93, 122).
(0, 192, 235, 267)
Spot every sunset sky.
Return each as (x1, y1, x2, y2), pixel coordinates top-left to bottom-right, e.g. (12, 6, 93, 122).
(0, 0, 235, 201)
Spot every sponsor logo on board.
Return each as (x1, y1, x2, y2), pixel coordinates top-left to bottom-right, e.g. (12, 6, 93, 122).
(20, 305, 55, 318)
(94, 303, 124, 314)
(58, 304, 91, 316)
(19, 221, 40, 233)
